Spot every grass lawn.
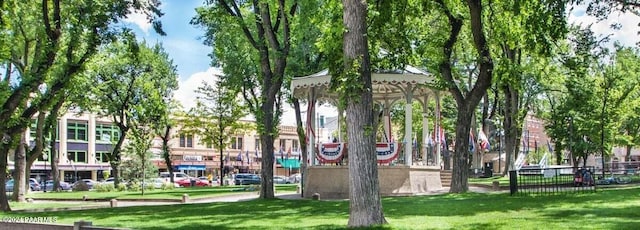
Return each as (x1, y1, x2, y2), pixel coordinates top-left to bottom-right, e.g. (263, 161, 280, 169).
(468, 176, 509, 186)
(26, 184, 298, 201)
(2, 186, 639, 229)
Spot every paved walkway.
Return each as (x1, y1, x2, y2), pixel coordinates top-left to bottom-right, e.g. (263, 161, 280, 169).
(19, 186, 499, 212)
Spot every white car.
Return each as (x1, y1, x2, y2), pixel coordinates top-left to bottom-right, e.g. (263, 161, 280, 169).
(288, 173, 301, 184)
(274, 176, 288, 184)
(143, 178, 180, 189)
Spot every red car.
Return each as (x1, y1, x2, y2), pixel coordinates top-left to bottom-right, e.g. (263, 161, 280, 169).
(176, 178, 210, 187)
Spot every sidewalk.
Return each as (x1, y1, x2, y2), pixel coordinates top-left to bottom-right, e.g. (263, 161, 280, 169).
(18, 186, 497, 213)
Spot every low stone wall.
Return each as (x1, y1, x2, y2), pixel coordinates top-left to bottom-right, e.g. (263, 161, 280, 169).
(303, 165, 442, 199)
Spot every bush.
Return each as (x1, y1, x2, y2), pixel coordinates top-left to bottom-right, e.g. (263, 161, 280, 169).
(160, 182, 175, 190)
(116, 183, 127, 192)
(73, 181, 90, 191)
(144, 182, 156, 191)
(94, 183, 115, 192)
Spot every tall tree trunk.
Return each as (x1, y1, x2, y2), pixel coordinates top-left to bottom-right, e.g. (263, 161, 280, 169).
(292, 98, 308, 197)
(448, 0, 493, 193)
(12, 133, 27, 202)
(110, 126, 128, 188)
(26, 111, 48, 188)
(50, 134, 59, 192)
(502, 86, 519, 175)
(343, 0, 387, 226)
(626, 145, 632, 162)
(0, 138, 11, 211)
(219, 139, 224, 184)
(161, 125, 174, 183)
(452, 108, 472, 191)
(259, 107, 275, 198)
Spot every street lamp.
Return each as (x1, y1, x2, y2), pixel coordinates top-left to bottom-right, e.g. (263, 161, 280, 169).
(42, 153, 48, 192)
(71, 160, 77, 183)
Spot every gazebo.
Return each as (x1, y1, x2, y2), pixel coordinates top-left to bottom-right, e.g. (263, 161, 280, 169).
(291, 65, 447, 198)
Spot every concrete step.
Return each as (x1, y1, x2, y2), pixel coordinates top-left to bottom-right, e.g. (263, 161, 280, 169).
(440, 170, 452, 187)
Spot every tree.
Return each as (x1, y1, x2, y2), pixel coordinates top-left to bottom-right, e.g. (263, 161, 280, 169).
(486, 0, 569, 174)
(87, 35, 178, 188)
(121, 124, 158, 196)
(193, 0, 297, 198)
(156, 100, 182, 183)
(0, 0, 164, 211)
(431, 0, 493, 193)
(183, 79, 247, 183)
(339, 0, 386, 226)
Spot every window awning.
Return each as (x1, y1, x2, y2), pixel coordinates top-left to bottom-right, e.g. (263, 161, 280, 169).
(277, 159, 300, 169)
(176, 165, 205, 170)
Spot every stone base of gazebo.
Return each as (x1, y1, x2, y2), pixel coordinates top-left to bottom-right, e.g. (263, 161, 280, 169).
(303, 165, 443, 199)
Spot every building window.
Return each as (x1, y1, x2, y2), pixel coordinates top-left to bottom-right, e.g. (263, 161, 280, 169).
(30, 119, 59, 141)
(292, 139, 299, 152)
(231, 137, 243, 150)
(96, 123, 120, 142)
(206, 142, 212, 149)
(67, 121, 88, 141)
(279, 139, 286, 150)
(96, 152, 110, 163)
(180, 134, 193, 148)
(255, 138, 260, 150)
(67, 151, 87, 163)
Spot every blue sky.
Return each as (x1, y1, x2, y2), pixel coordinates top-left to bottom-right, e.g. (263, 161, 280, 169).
(122, 2, 640, 126)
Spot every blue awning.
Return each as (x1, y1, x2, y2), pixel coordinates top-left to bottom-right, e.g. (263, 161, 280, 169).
(176, 165, 205, 170)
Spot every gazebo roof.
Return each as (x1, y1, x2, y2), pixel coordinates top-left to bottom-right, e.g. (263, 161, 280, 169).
(291, 65, 439, 103)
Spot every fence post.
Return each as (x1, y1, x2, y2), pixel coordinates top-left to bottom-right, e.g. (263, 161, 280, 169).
(509, 170, 518, 195)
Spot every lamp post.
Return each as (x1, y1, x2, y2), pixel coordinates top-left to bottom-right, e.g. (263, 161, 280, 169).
(71, 160, 77, 183)
(42, 153, 48, 192)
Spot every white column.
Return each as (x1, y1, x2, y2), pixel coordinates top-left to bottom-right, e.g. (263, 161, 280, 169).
(422, 112, 429, 165)
(88, 114, 96, 164)
(60, 115, 68, 165)
(337, 106, 343, 142)
(435, 91, 441, 167)
(383, 100, 391, 142)
(404, 87, 413, 166)
(308, 89, 316, 166)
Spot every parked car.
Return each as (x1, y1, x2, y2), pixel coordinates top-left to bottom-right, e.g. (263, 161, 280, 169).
(29, 178, 41, 191)
(73, 179, 98, 190)
(160, 172, 190, 182)
(176, 178, 210, 187)
(5, 179, 14, 192)
(5, 179, 40, 192)
(102, 177, 128, 186)
(288, 173, 301, 184)
(234, 173, 261, 185)
(44, 180, 72, 191)
(273, 175, 288, 184)
(143, 178, 180, 189)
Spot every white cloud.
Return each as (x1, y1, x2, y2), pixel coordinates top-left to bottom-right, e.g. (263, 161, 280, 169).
(569, 4, 640, 49)
(124, 11, 152, 35)
(173, 67, 223, 110)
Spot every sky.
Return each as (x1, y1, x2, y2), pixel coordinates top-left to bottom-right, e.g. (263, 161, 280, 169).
(123, 2, 640, 126)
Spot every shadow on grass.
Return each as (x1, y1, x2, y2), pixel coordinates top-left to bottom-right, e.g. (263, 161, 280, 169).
(5, 186, 640, 229)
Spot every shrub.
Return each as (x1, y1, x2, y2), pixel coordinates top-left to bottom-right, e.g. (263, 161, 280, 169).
(144, 182, 155, 191)
(94, 183, 115, 192)
(73, 181, 90, 191)
(161, 182, 175, 190)
(116, 183, 127, 192)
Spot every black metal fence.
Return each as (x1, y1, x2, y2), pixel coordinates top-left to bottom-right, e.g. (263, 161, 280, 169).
(509, 166, 596, 196)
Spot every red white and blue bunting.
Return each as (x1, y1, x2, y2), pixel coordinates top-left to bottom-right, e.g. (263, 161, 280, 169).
(376, 142, 401, 164)
(317, 142, 345, 163)
(316, 142, 402, 164)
